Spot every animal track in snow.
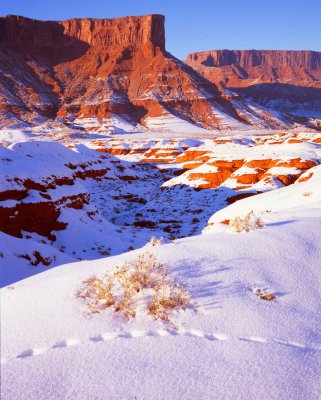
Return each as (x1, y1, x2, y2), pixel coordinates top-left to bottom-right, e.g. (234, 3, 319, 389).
(17, 349, 34, 359)
(52, 338, 80, 348)
(237, 335, 268, 343)
(274, 339, 308, 349)
(4, 328, 320, 364)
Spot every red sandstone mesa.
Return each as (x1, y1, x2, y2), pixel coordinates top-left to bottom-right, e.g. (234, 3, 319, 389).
(0, 14, 246, 130)
(186, 50, 321, 130)
(185, 50, 321, 88)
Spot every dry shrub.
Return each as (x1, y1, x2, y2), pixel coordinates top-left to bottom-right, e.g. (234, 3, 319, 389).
(148, 279, 191, 322)
(253, 288, 276, 301)
(229, 211, 264, 233)
(146, 236, 167, 247)
(76, 253, 191, 323)
(147, 236, 161, 247)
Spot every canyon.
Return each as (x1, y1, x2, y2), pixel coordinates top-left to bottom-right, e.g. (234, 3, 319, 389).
(1, 130, 320, 283)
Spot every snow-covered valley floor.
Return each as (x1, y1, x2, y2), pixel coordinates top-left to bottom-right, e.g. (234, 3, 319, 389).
(1, 128, 321, 399)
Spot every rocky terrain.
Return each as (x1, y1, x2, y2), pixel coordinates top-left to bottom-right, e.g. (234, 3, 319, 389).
(1, 134, 321, 399)
(0, 15, 320, 131)
(1, 12, 321, 290)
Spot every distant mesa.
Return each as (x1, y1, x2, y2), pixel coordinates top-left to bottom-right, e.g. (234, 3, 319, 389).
(185, 49, 321, 87)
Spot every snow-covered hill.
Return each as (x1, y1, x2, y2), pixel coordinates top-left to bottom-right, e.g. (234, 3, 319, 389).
(1, 183, 321, 399)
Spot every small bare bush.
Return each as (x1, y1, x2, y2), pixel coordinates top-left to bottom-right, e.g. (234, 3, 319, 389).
(253, 287, 276, 301)
(229, 211, 264, 233)
(146, 236, 167, 247)
(76, 253, 191, 323)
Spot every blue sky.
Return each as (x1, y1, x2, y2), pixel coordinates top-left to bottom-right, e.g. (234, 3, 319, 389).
(1, 0, 320, 59)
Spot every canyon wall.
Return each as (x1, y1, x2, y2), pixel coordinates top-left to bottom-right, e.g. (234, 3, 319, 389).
(186, 50, 321, 70)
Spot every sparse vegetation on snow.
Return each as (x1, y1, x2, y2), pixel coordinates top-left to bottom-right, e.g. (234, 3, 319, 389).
(253, 287, 276, 301)
(76, 252, 191, 323)
(229, 211, 265, 233)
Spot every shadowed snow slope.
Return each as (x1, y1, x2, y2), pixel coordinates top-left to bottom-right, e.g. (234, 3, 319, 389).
(1, 197, 321, 399)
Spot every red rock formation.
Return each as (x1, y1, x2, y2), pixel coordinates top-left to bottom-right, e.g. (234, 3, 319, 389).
(0, 14, 246, 130)
(20, 251, 52, 266)
(0, 202, 67, 239)
(235, 170, 265, 185)
(297, 172, 313, 182)
(0, 14, 165, 61)
(226, 193, 257, 204)
(186, 50, 321, 87)
(0, 188, 27, 201)
(275, 158, 317, 170)
(0, 147, 112, 239)
(176, 150, 209, 163)
(2, 15, 320, 130)
(186, 50, 321, 129)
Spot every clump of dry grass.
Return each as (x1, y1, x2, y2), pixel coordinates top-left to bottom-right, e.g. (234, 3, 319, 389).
(229, 211, 264, 233)
(253, 288, 276, 301)
(76, 252, 191, 323)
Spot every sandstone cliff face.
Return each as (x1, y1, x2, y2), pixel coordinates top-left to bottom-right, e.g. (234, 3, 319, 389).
(186, 50, 321, 130)
(0, 14, 246, 130)
(186, 50, 321, 89)
(186, 50, 321, 70)
(0, 15, 165, 60)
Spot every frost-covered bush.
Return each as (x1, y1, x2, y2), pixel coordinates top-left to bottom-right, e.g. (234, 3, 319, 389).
(76, 252, 190, 323)
(229, 211, 264, 233)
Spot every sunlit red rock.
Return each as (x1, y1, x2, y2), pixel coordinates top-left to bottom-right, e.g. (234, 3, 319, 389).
(185, 50, 321, 130)
(0, 14, 246, 129)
